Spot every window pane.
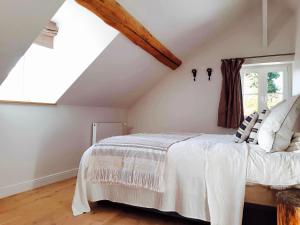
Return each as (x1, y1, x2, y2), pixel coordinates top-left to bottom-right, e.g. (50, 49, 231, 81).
(267, 72, 283, 94)
(243, 94, 258, 116)
(242, 72, 259, 116)
(243, 73, 258, 94)
(267, 93, 283, 109)
(267, 71, 284, 109)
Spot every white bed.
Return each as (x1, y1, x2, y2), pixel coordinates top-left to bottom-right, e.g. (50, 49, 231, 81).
(72, 134, 300, 223)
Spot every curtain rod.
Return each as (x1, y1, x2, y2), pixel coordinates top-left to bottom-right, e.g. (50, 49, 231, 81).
(244, 53, 295, 59)
(222, 53, 295, 60)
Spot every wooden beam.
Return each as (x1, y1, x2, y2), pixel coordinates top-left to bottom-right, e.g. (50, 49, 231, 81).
(76, 0, 182, 70)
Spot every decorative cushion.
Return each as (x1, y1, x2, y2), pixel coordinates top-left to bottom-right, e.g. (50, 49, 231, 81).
(258, 95, 300, 152)
(235, 112, 258, 143)
(286, 133, 300, 152)
(294, 133, 300, 138)
(247, 109, 270, 144)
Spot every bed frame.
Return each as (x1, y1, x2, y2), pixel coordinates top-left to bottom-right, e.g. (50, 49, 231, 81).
(245, 184, 278, 207)
(96, 186, 278, 225)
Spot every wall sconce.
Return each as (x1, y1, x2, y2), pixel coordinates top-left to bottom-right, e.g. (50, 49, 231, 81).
(192, 69, 197, 81)
(207, 68, 212, 81)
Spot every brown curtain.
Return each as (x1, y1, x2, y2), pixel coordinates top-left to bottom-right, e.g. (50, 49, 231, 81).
(217, 58, 245, 129)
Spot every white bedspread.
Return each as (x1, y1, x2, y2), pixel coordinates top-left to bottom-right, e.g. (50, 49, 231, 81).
(72, 134, 300, 224)
(205, 139, 248, 225)
(72, 134, 249, 225)
(247, 145, 300, 186)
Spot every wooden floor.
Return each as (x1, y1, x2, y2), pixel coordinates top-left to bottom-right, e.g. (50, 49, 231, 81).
(0, 178, 276, 225)
(0, 178, 205, 225)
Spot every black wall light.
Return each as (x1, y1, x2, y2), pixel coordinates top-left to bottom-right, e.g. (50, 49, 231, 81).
(207, 68, 212, 81)
(192, 69, 197, 81)
(192, 68, 212, 81)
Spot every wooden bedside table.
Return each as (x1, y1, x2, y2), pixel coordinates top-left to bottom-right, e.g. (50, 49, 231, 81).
(277, 190, 300, 225)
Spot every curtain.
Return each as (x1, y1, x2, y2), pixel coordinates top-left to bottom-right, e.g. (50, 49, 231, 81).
(217, 58, 245, 129)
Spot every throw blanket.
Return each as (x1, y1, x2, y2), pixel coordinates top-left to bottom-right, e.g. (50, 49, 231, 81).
(87, 133, 199, 192)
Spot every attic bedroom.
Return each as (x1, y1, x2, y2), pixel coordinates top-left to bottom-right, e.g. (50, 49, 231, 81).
(1, 0, 300, 225)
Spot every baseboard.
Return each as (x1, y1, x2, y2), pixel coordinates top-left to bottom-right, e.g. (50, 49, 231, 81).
(0, 168, 78, 198)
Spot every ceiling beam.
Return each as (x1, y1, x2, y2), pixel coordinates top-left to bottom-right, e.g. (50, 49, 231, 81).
(262, 0, 268, 48)
(76, 0, 182, 70)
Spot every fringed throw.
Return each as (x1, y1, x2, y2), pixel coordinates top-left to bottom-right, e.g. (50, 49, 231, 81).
(87, 133, 199, 192)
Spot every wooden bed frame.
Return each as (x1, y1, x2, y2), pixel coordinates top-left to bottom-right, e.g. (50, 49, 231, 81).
(245, 184, 278, 207)
(96, 186, 279, 225)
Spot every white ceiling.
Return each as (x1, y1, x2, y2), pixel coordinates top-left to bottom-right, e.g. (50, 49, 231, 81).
(58, 0, 257, 107)
(2, 0, 291, 108)
(58, 34, 169, 107)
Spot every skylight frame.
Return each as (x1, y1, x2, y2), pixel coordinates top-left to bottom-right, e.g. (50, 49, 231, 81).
(0, 0, 118, 105)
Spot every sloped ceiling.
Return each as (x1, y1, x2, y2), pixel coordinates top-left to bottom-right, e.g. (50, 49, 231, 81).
(1, 0, 275, 108)
(58, 0, 259, 107)
(58, 34, 169, 107)
(283, 0, 300, 10)
(0, 0, 64, 84)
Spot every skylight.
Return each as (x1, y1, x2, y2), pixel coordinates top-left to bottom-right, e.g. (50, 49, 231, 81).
(0, 0, 118, 104)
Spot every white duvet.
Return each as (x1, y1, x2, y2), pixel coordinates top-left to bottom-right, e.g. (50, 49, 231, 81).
(72, 134, 300, 225)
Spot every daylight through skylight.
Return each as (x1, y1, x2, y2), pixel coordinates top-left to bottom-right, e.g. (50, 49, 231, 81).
(0, 0, 118, 104)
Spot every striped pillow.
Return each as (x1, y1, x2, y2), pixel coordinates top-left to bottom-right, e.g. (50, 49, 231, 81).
(235, 112, 259, 143)
(247, 109, 269, 144)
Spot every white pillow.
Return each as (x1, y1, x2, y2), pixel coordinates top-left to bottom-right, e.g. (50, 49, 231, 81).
(235, 112, 258, 143)
(294, 133, 300, 138)
(286, 133, 300, 152)
(286, 142, 300, 152)
(258, 95, 300, 152)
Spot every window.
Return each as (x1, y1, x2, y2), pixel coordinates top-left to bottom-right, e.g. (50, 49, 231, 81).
(241, 63, 292, 116)
(0, 0, 118, 104)
(0, 44, 58, 103)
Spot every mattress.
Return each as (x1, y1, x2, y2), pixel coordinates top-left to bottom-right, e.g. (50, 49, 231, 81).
(72, 134, 300, 220)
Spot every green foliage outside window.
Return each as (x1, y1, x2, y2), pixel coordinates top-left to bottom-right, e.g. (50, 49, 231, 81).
(246, 72, 280, 94)
(243, 71, 282, 115)
(267, 72, 280, 93)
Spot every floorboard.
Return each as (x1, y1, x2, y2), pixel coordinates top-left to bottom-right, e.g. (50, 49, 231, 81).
(0, 178, 276, 225)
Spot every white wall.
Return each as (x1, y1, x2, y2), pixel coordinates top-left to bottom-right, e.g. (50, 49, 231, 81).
(128, 4, 297, 134)
(293, 9, 300, 131)
(293, 11, 300, 96)
(0, 104, 126, 197)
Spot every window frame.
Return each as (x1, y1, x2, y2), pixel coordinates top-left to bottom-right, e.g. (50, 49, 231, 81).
(240, 63, 293, 114)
